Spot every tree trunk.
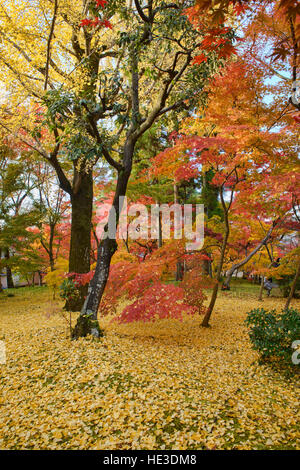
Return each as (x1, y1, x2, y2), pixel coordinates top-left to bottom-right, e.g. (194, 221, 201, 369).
(201, 239, 228, 328)
(155, 199, 162, 248)
(72, 237, 117, 338)
(258, 275, 264, 301)
(176, 261, 183, 281)
(222, 225, 275, 290)
(201, 188, 230, 327)
(38, 271, 43, 286)
(4, 249, 14, 289)
(174, 181, 178, 204)
(72, 164, 132, 338)
(285, 257, 300, 310)
(48, 224, 55, 271)
(65, 172, 93, 311)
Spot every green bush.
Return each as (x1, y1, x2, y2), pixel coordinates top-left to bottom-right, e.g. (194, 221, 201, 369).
(59, 278, 79, 304)
(245, 308, 300, 364)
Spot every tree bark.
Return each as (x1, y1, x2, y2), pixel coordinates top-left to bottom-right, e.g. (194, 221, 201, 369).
(4, 249, 14, 289)
(285, 257, 300, 310)
(201, 187, 230, 327)
(176, 261, 183, 281)
(72, 161, 132, 338)
(65, 171, 93, 311)
(48, 223, 55, 271)
(201, 234, 229, 327)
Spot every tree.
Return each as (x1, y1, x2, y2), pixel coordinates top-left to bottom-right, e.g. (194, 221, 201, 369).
(34, 162, 68, 272)
(153, 51, 298, 326)
(0, 0, 234, 313)
(69, 0, 235, 337)
(285, 255, 300, 309)
(0, 0, 114, 308)
(0, 135, 44, 287)
(68, 1, 239, 336)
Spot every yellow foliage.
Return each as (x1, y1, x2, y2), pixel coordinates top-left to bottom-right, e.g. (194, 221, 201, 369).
(111, 251, 137, 265)
(0, 287, 299, 450)
(43, 258, 68, 295)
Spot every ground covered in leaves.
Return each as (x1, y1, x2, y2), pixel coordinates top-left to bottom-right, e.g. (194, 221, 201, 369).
(0, 286, 299, 450)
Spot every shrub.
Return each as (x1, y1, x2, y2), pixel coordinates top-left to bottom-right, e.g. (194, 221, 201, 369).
(245, 307, 300, 364)
(59, 278, 80, 304)
(116, 282, 196, 323)
(181, 270, 209, 315)
(44, 257, 68, 298)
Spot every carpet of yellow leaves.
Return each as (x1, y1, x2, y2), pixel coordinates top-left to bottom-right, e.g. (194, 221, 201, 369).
(0, 287, 299, 450)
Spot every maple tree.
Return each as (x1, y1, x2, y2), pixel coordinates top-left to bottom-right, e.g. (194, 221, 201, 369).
(148, 49, 299, 326)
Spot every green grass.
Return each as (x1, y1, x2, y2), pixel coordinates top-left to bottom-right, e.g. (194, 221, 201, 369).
(166, 277, 284, 299)
(0, 285, 49, 300)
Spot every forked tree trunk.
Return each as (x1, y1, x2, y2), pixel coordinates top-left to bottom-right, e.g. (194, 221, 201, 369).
(72, 164, 132, 338)
(222, 225, 275, 290)
(65, 172, 93, 311)
(71, 236, 117, 338)
(285, 257, 300, 310)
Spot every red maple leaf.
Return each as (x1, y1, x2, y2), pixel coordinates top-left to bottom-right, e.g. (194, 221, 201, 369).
(95, 0, 107, 8)
(192, 54, 208, 65)
(80, 18, 92, 27)
(102, 19, 113, 29)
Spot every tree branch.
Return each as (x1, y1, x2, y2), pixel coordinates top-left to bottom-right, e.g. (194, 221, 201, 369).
(134, 0, 150, 23)
(44, 0, 58, 90)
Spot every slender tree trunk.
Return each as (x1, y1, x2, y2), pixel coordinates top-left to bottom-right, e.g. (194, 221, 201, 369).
(155, 199, 163, 248)
(6, 266, 14, 289)
(176, 261, 183, 281)
(65, 172, 93, 311)
(202, 187, 230, 327)
(38, 271, 43, 286)
(201, 229, 229, 327)
(48, 224, 55, 271)
(158, 211, 162, 248)
(174, 181, 178, 205)
(285, 257, 300, 310)
(72, 162, 132, 338)
(258, 275, 264, 301)
(4, 249, 14, 289)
